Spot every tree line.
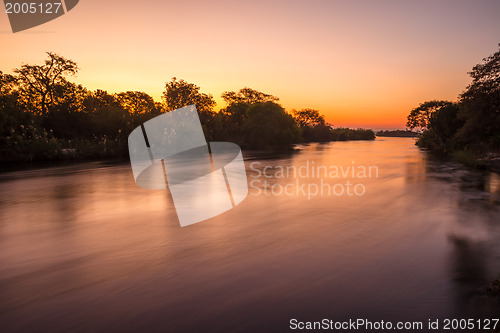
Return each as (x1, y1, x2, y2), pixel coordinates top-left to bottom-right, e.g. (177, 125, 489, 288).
(0, 52, 374, 162)
(406, 44, 500, 166)
(376, 130, 420, 138)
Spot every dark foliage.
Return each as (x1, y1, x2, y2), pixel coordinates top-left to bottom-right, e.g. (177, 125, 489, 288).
(1, 54, 375, 161)
(376, 130, 420, 137)
(408, 44, 500, 159)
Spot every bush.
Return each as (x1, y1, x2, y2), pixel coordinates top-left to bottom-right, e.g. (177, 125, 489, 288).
(240, 102, 301, 150)
(330, 128, 375, 141)
(0, 122, 62, 161)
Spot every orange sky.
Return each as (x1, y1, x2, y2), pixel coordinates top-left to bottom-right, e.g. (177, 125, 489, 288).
(1, 0, 500, 129)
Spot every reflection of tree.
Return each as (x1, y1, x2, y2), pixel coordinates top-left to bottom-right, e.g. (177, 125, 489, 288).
(486, 173, 500, 200)
(403, 151, 428, 185)
(51, 177, 80, 229)
(447, 235, 487, 285)
(416, 153, 500, 316)
(445, 234, 500, 318)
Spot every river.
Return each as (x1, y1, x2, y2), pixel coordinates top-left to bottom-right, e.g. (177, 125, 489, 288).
(1, 137, 499, 332)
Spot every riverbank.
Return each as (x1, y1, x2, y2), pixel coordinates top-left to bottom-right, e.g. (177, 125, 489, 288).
(0, 129, 375, 163)
(407, 44, 499, 177)
(426, 148, 500, 174)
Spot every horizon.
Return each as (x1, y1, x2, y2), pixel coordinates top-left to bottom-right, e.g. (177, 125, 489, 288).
(1, 0, 500, 128)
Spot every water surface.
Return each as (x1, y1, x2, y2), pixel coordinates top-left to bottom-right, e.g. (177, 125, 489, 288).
(1, 137, 499, 332)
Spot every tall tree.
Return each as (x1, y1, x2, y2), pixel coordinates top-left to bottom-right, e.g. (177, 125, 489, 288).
(84, 89, 119, 113)
(83, 90, 130, 139)
(457, 44, 500, 144)
(162, 77, 215, 113)
(221, 87, 279, 106)
(292, 109, 326, 128)
(0, 71, 26, 137)
(0, 71, 18, 95)
(14, 52, 79, 115)
(116, 91, 158, 115)
(240, 102, 301, 150)
(461, 43, 500, 100)
(406, 100, 454, 131)
(162, 77, 217, 140)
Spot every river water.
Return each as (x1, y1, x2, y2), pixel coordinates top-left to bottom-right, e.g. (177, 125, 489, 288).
(0, 137, 499, 332)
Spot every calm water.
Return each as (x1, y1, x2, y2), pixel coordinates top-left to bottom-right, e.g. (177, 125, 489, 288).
(1, 137, 500, 332)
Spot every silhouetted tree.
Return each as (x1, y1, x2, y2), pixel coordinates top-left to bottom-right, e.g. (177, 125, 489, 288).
(428, 103, 463, 145)
(0, 71, 27, 137)
(292, 109, 332, 142)
(14, 52, 78, 115)
(376, 130, 420, 138)
(43, 81, 89, 139)
(116, 91, 159, 115)
(162, 77, 215, 113)
(215, 102, 249, 142)
(0, 71, 20, 116)
(221, 87, 278, 106)
(330, 128, 375, 141)
(218, 88, 289, 144)
(409, 44, 500, 156)
(163, 77, 216, 139)
(83, 90, 130, 139)
(406, 100, 454, 131)
(461, 44, 500, 100)
(292, 108, 326, 128)
(456, 44, 500, 148)
(1, 55, 377, 161)
(0, 71, 17, 94)
(240, 102, 301, 150)
(83, 89, 118, 114)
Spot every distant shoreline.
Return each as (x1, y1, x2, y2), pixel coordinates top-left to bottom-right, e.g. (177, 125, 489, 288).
(376, 130, 420, 138)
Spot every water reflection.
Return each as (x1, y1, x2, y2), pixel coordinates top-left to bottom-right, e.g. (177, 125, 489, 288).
(0, 138, 499, 332)
(420, 154, 500, 318)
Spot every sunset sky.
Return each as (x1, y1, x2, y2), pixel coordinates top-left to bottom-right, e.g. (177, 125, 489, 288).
(1, 0, 500, 129)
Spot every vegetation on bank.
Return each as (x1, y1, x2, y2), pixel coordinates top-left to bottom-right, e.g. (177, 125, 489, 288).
(488, 275, 500, 296)
(0, 53, 374, 162)
(406, 44, 500, 169)
(406, 44, 500, 301)
(376, 130, 420, 138)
